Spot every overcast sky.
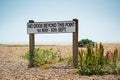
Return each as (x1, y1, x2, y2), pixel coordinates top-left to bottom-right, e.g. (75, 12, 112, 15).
(0, 0, 120, 44)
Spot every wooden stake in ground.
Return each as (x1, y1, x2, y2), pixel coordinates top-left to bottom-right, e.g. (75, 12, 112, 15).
(73, 19, 78, 68)
(29, 20, 35, 67)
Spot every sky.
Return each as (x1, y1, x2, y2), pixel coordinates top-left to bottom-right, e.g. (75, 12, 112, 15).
(0, 0, 120, 45)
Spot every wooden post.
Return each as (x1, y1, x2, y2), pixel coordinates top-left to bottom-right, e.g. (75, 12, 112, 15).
(73, 19, 78, 68)
(29, 20, 35, 67)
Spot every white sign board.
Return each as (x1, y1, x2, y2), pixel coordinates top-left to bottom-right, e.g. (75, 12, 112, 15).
(27, 21, 76, 34)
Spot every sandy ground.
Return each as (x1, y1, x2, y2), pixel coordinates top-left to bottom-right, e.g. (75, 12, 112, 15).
(0, 44, 120, 80)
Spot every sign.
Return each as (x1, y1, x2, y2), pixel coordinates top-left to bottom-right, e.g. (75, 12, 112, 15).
(27, 19, 78, 68)
(27, 21, 76, 34)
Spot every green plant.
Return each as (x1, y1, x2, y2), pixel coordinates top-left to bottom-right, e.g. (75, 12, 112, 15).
(78, 43, 120, 75)
(22, 48, 60, 67)
(65, 57, 73, 66)
(118, 48, 120, 61)
(22, 51, 30, 59)
(105, 49, 119, 74)
(78, 39, 95, 47)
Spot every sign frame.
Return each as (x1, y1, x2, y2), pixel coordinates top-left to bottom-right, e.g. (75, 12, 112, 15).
(28, 19, 78, 68)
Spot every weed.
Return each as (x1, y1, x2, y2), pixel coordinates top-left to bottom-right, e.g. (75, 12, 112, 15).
(78, 43, 120, 75)
(22, 48, 61, 68)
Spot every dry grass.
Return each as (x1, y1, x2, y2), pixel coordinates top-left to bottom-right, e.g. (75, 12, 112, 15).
(103, 43, 120, 51)
(1, 43, 120, 58)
